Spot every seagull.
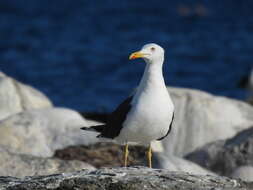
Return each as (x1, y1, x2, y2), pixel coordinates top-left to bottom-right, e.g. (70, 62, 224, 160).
(81, 43, 174, 168)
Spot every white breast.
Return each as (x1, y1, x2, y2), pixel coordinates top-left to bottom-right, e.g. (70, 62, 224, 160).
(115, 84, 174, 145)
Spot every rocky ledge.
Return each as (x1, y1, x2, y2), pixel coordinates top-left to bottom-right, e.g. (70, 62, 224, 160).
(0, 167, 252, 190)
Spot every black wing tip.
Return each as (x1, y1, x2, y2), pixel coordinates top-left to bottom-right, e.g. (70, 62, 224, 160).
(80, 125, 106, 133)
(80, 126, 104, 138)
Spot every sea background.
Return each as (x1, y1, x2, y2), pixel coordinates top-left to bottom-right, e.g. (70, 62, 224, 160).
(0, 0, 252, 112)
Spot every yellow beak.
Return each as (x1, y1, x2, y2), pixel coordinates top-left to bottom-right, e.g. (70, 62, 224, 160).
(129, 51, 146, 60)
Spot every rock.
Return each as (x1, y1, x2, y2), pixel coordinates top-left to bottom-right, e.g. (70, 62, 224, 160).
(0, 147, 95, 178)
(231, 166, 253, 182)
(0, 167, 251, 190)
(185, 126, 253, 176)
(0, 72, 52, 120)
(185, 140, 225, 174)
(153, 152, 215, 176)
(247, 97, 253, 106)
(162, 87, 253, 157)
(0, 107, 100, 157)
(54, 142, 214, 175)
(238, 68, 253, 105)
(247, 68, 253, 92)
(54, 142, 146, 168)
(246, 68, 253, 105)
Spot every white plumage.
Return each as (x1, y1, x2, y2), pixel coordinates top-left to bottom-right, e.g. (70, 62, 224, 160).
(115, 44, 174, 145)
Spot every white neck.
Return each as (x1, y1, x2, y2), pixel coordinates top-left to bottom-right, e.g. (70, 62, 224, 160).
(135, 59, 165, 99)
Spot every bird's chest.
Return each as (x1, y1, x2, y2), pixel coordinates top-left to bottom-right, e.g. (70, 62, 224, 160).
(132, 93, 172, 129)
(119, 89, 174, 143)
(134, 87, 173, 118)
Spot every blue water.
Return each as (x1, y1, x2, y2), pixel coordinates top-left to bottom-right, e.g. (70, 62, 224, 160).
(0, 0, 252, 112)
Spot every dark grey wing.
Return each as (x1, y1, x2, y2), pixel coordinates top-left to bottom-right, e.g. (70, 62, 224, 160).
(99, 96, 133, 139)
(157, 112, 174, 141)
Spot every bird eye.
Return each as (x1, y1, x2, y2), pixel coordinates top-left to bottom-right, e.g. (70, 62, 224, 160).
(150, 47, 155, 51)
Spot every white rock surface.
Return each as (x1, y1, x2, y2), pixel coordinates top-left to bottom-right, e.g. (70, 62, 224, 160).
(151, 141, 215, 175)
(162, 87, 253, 157)
(231, 166, 253, 182)
(0, 107, 100, 157)
(0, 147, 95, 178)
(153, 152, 215, 176)
(0, 72, 52, 120)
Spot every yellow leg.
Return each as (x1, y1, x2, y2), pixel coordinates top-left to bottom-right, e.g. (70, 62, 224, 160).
(147, 144, 152, 168)
(124, 143, 129, 167)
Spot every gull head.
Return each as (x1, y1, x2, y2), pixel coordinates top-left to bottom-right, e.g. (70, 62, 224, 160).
(129, 43, 164, 64)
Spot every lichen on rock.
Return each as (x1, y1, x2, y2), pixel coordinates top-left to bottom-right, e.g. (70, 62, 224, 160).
(0, 167, 251, 190)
